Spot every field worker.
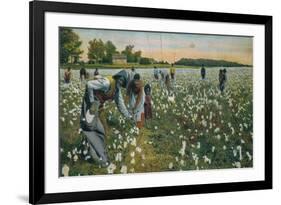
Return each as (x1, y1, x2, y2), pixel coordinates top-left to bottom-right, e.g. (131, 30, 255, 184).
(80, 66, 86, 82)
(80, 70, 134, 166)
(64, 67, 72, 84)
(153, 66, 160, 80)
(144, 84, 153, 120)
(219, 68, 227, 93)
(169, 64, 176, 80)
(126, 73, 145, 128)
(94, 68, 99, 76)
(201, 64, 206, 80)
(160, 69, 171, 92)
(129, 66, 137, 80)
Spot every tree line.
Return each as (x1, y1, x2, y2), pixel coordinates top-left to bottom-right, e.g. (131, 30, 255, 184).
(60, 28, 250, 67)
(60, 28, 147, 64)
(175, 58, 250, 67)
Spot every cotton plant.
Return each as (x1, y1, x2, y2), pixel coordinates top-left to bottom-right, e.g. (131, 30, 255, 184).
(59, 67, 253, 176)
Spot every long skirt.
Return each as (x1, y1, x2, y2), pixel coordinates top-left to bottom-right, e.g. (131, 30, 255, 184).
(80, 90, 108, 166)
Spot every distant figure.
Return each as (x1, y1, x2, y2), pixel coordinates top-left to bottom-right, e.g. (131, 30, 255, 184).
(160, 69, 171, 92)
(80, 67, 86, 81)
(64, 67, 72, 83)
(85, 71, 90, 79)
(94, 68, 99, 76)
(144, 84, 153, 120)
(219, 68, 227, 92)
(153, 66, 159, 80)
(127, 73, 145, 128)
(201, 64, 206, 79)
(129, 66, 136, 80)
(169, 64, 176, 80)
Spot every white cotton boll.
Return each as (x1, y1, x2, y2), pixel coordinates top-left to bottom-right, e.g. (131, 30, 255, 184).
(130, 168, 135, 173)
(83, 149, 88, 155)
(237, 145, 243, 161)
(168, 162, 173, 169)
(60, 148, 64, 153)
(168, 95, 175, 103)
(224, 134, 229, 142)
(60, 117, 65, 122)
(131, 138, 137, 146)
(233, 149, 237, 157)
(123, 141, 128, 148)
(130, 152, 135, 158)
(72, 148, 77, 155)
(215, 135, 221, 140)
(62, 164, 69, 176)
(73, 155, 78, 162)
(180, 160, 185, 166)
(179, 141, 187, 156)
(232, 161, 241, 168)
(120, 165, 127, 174)
(201, 119, 207, 127)
(114, 130, 120, 135)
(241, 139, 245, 144)
(67, 151, 72, 159)
(115, 153, 122, 162)
(231, 127, 235, 135)
(85, 155, 91, 160)
(195, 158, 199, 166)
(141, 154, 146, 160)
(197, 142, 201, 149)
(136, 147, 142, 153)
(154, 126, 158, 130)
(130, 158, 135, 164)
(212, 146, 216, 152)
(214, 127, 220, 133)
(70, 120, 73, 126)
(203, 155, 211, 164)
(78, 128, 82, 134)
(107, 163, 117, 174)
(246, 152, 252, 161)
(223, 145, 227, 150)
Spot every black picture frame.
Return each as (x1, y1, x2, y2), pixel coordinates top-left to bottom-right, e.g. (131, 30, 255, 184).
(29, 0, 272, 204)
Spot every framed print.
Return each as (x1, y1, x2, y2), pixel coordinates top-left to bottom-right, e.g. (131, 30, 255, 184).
(29, 0, 272, 204)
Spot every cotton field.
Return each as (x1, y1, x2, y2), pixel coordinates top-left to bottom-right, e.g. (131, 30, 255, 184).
(59, 67, 253, 177)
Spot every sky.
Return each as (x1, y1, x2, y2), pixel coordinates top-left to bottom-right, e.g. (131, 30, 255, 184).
(72, 27, 253, 65)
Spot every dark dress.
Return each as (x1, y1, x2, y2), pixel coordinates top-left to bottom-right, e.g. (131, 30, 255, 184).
(144, 95, 152, 119)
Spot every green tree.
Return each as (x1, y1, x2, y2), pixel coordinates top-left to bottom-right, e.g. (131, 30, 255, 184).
(121, 45, 142, 63)
(59, 28, 83, 64)
(134, 50, 142, 63)
(139, 57, 152, 65)
(103, 40, 117, 63)
(87, 39, 105, 64)
(121, 45, 135, 62)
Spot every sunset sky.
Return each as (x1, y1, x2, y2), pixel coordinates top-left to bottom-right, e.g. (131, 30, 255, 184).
(72, 28, 253, 65)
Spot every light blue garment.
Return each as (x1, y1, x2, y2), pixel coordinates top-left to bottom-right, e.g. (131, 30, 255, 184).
(128, 89, 145, 122)
(80, 74, 133, 165)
